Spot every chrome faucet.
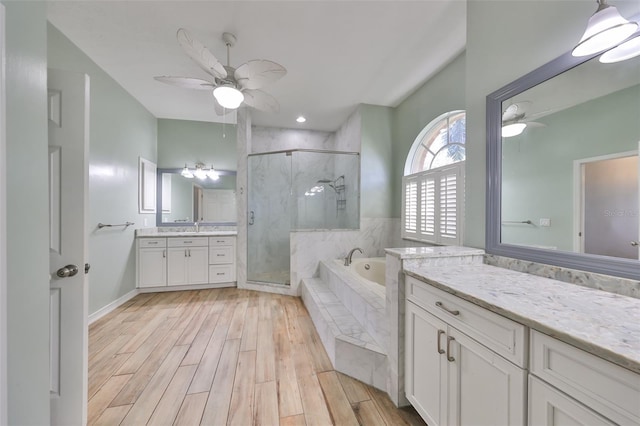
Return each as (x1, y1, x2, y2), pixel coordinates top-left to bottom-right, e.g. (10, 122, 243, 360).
(194, 222, 199, 233)
(344, 247, 363, 266)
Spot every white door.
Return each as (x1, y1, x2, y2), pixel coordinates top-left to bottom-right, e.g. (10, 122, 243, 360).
(48, 68, 89, 425)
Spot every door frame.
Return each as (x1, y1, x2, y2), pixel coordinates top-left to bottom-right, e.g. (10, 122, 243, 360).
(0, 4, 7, 425)
(572, 149, 638, 253)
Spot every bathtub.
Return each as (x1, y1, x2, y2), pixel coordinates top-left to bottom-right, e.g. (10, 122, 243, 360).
(348, 258, 386, 287)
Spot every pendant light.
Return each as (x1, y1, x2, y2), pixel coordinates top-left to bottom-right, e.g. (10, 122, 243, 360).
(572, 0, 638, 57)
(181, 164, 194, 178)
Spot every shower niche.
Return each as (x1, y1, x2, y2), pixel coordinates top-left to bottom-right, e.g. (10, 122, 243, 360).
(247, 149, 360, 286)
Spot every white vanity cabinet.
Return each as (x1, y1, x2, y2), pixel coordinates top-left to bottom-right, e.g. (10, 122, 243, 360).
(208, 236, 236, 284)
(167, 237, 209, 286)
(529, 330, 639, 426)
(137, 238, 167, 288)
(405, 276, 527, 426)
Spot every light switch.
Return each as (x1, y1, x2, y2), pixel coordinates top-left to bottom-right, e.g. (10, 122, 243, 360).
(539, 218, 551, 227)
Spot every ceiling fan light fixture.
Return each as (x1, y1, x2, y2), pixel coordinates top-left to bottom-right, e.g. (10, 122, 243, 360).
(572, 1, 638, 57)
(213, 85, 244, 109)
(599, 35, 640, 62)
(502, 123, 527, 138)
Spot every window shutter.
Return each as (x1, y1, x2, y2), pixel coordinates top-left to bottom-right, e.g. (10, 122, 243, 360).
(403, 179, 418, 234)
(439, 172, 458, 240)
(420, 177, 435, 238)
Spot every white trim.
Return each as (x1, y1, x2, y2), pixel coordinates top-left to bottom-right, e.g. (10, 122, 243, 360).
(0, 5, 7, 424)
(572, 150, 638, 253)
(88, 289, 139, 325)
(137, 282, 236, 294)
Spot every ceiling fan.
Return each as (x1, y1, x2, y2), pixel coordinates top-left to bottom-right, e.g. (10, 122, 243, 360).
(501, 101, 547, 137)
(155, 28, 286, 114)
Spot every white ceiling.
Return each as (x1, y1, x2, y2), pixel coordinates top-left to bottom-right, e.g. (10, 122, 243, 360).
(47, 1, 466, 132)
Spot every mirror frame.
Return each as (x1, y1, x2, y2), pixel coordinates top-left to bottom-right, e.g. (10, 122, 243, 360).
(155, 167, 237, 227)
(486, 47, 640, 281)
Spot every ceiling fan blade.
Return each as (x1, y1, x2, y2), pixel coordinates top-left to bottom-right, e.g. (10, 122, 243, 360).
(241, 89, 280, 113)
(235, 60, 287, 90)
(525, 121, 546, 128)
(154, 76, 215, 90)
(176, 28, 227, 79)
(502, 101, 531, 122)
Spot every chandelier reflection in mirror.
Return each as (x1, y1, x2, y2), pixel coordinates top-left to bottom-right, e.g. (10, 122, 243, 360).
(181, 163, 220, 181)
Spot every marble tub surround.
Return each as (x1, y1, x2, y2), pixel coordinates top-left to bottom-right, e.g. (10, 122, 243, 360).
(485, 254, 640, 299)
(300, 277, 387, 390)
(135, 227, 237, 237)
(384, 246, 485, 407)
(404, 263, 640, 374)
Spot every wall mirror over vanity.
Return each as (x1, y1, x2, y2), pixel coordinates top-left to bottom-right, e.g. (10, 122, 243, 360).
(486, 15, 640, 281)
(155, 167, 237, 226)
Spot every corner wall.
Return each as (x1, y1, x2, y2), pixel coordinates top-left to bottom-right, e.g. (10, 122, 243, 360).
(47, 24, 158, 315)
(3, 2, 50, 423)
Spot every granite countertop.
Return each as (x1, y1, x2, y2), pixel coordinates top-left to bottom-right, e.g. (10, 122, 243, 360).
(386, 245, 485, 259)
(136, 230, 237, 237)
(403, 263, 640, 374)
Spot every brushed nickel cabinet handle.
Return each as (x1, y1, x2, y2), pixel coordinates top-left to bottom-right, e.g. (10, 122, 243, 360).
(447, 336, 455, 362)
(437, 329, 446, 354)
(436, 301, 460, 316)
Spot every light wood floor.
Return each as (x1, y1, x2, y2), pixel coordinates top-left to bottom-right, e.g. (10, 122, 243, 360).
(88, 288, 426, 426)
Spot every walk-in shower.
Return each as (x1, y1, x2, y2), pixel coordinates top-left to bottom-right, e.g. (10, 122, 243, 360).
(247, 149, 360, 286)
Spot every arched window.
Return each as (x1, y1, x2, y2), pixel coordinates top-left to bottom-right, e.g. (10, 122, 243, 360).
(404, 110, 466, 175)
(402, 111, 466, 245)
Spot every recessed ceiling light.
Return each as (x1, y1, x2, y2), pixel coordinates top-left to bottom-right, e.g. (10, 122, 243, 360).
(296, 116, 306, 123)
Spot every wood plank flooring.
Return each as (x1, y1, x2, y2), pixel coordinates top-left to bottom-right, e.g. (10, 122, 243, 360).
(89, 288, 426, 426)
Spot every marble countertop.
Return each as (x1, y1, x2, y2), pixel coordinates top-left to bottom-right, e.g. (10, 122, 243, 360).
(136, 231, 237, 237)
(404, 263, 640, 374)
(386, 245, 484, 259)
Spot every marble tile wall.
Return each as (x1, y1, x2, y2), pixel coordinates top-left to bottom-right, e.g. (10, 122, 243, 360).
(290, 217, 399, 293)
(326, 108, 361, 152)
(236, 108, 251, 289)
(251, 126, 334, 153)
(484, 254, 640, 299)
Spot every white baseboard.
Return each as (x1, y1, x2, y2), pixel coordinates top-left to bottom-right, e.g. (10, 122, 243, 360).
(88, 289, 139, 325)
(137, 282, 237, 293)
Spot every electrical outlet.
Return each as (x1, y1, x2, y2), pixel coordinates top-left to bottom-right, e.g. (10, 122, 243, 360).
(539, 218, 551, 227)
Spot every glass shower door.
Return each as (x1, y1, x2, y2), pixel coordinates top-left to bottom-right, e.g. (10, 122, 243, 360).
(247, 152, 292, 285)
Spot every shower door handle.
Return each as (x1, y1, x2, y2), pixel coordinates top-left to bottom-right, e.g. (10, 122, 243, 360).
(248, 211, 255, 225)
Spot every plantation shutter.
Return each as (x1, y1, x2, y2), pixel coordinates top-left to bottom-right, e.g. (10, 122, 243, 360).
(401, 162, 464, 245)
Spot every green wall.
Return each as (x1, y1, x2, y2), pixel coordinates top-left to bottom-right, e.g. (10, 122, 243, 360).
(3, 2, 50, 423)
(391, 53, 466, 218)
(502, 85, 640, 250)
(463, 0, 610, 248)
(47, 24, 158, 315)
(158, 118, 237, 170)
(360, 104, 394, 218)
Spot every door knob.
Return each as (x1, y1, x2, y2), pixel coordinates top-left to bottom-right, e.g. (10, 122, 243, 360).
(56, 264, 79, 278)
(632, 241, 639, 247)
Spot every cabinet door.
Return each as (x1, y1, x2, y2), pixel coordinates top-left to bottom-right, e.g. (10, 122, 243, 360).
(138, 248, 166, 288)
(167, 248, 188, 286)
(187, 246, 209, 284)
(447, 327, 526, 426)
(529, 375, 615, 426)
(405, 301, 447, 426)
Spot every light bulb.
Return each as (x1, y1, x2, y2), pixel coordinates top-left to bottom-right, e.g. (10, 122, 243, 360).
(207, 166, 220, 181)
(213, 86, 244, 109)
(502, 123, 527, 138)
(181, 165, 194, 178)
(600, 35, 640, 63)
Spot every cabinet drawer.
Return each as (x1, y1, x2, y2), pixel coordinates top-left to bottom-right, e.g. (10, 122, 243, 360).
(209, 246, 234, 264)
(530, 330, 640, 425)
(167, 237, 208, 247)
(138, 238, 166, 248)
(209, 236, 235, 246)
(406, 276, 527, 367)
(209, 265, 235, 283)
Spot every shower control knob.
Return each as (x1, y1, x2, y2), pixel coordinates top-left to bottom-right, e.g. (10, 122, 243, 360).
(632, 241, 639, 247)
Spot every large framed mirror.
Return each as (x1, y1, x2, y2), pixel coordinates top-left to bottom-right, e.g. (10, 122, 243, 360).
(486, 33, 640, 280)
(155, 168, 237, 226)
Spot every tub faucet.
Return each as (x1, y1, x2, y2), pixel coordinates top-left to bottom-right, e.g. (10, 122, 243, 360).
(344, 247, 363, 266)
